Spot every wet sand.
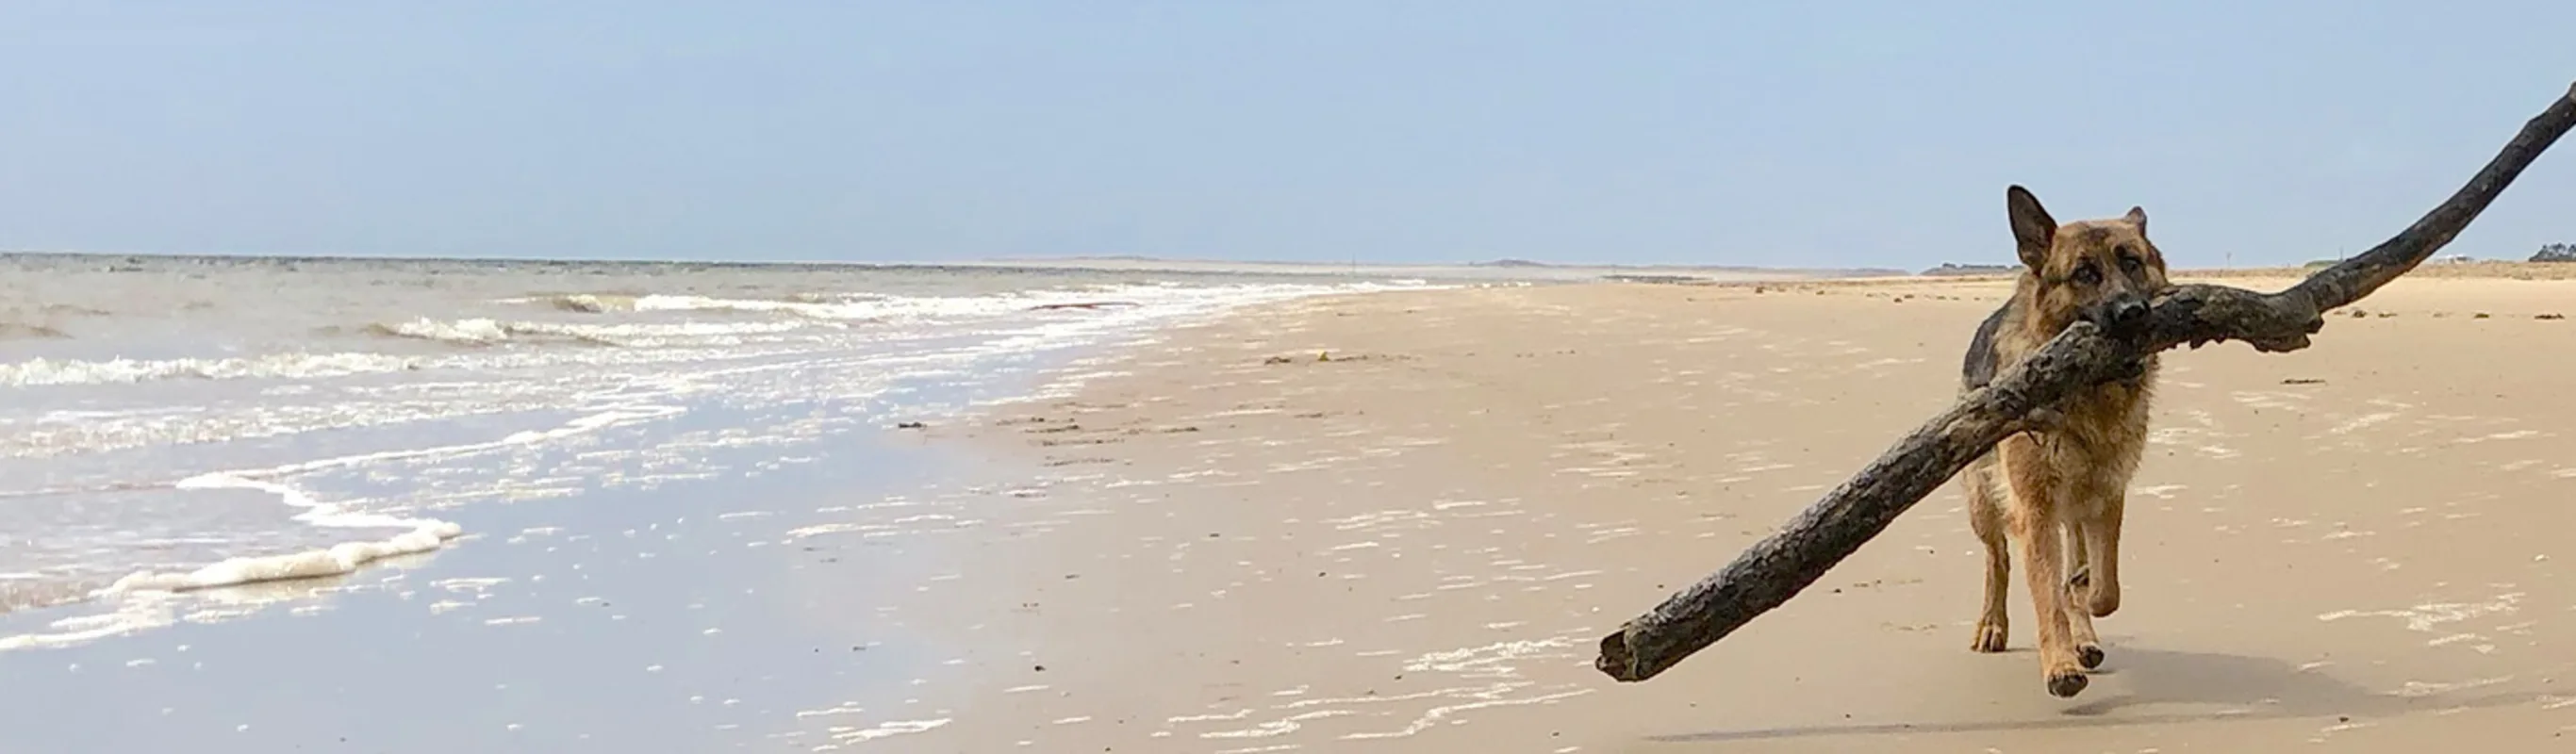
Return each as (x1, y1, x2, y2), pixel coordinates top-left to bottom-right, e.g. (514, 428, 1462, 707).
(0, 424, 1037, 752)
(931, 271, 2576, 751)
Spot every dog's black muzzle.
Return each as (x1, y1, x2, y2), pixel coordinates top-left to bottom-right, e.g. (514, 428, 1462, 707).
(2087, 295, 2152, 336)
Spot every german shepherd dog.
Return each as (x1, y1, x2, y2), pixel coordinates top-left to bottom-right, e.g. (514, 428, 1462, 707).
(1958, 185, 2170, 698)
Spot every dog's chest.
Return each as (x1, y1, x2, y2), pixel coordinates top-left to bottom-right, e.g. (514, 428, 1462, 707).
(2053, 375, 2154, 452)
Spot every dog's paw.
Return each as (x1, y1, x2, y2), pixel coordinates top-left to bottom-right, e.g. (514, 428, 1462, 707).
(1970, 618, 2008, 653)
(2046, 666, 2091, 698)
(2076, 643, 2106, 670)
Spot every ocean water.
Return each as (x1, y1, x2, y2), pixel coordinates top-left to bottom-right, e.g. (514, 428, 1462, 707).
(0, 252, 1437, 649)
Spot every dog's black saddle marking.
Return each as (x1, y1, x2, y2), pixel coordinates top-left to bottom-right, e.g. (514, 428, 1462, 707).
(1961, 303, 2011, 390)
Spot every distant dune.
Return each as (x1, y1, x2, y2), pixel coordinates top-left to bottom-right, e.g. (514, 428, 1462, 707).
(1920, 262, 2019, 277)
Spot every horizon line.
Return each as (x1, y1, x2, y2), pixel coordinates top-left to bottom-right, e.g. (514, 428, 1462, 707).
(1, 247, 1924, 275)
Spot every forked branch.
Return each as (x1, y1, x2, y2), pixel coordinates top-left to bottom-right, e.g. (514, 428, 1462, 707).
(1595, 80, 2576, 684)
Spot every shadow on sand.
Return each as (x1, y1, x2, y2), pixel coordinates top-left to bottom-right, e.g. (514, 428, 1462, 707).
(1643, 645, 2541, 744)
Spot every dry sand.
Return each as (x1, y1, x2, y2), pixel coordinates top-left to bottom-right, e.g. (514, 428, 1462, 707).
(918, 271, 2576, 752)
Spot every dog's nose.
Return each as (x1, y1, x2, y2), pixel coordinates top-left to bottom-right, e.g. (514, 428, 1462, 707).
(2111, 300, 2149, 327)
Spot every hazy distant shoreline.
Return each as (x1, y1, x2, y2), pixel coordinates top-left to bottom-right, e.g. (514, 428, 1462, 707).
(20, 250, 2576, 287)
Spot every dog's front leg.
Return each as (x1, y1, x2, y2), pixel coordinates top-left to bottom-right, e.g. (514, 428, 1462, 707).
(2004, 444, 2089, 698)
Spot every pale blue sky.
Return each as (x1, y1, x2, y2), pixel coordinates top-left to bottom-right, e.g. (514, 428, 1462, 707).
(3, 1, 2571, 269)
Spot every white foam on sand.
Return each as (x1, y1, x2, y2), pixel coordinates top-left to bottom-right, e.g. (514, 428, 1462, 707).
(0, 593, 184, 651)
(100, 473, 463, 595)
(822, 717, 952, 746)
(66, 404, 690, 611)
(0, 403, 727, 652)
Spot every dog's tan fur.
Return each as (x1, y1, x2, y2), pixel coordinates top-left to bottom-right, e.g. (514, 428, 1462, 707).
(1957, 185, 2171, 699)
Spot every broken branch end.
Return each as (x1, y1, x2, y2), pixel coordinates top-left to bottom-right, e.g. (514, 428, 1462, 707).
(1595, 628, 1645, 681)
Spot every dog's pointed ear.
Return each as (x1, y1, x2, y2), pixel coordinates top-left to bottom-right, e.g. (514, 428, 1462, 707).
(2006, 185, 2056, 270)
(2124, 205, 2148, 233)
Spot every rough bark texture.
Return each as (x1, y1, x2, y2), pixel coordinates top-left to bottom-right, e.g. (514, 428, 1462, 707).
(1595, 81, 2576, 684)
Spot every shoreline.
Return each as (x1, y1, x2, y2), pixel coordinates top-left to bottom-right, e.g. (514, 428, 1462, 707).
(0, 278, 1411, 751)
(1, 268, 1430, 638)
(0, 364, 1121, 751)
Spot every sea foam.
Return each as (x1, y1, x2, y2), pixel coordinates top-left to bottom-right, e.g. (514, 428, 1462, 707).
(0, 352, 420, 387)
(100, 473, 464, 595)
(100, 522, 461, 595)
(365, 317, 814, 348)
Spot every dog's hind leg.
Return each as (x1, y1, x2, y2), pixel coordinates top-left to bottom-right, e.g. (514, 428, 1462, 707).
(2081, 492, 2125, 619)
(1966, 456, 2011, 653)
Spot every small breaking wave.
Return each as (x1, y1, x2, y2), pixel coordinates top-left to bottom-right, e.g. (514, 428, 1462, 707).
(363, 317, 815, 348)
(0, 472, 467, 652)
(525, 292, 866, 317)
(0, 352, 420, 387)
(102, 473, 463, 595)
(69, 406, 664, 607)
(545, 293, 641, 313)
(520, 287, 1318, 323)
(630, 293, 881, 319)
(38, 303, 112, 317)
(524, 287, 1109, 324)
(99, 523, 460, 595)
(0, 322, 70, 340)
(365, 318, 521, 346)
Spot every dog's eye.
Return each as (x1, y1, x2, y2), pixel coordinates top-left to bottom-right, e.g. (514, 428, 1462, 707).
(2072, 264, 2102, 285)
(2119, 254, 2144, 273)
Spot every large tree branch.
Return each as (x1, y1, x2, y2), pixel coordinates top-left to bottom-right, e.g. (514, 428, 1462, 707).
(1595, 81, 2576, 684)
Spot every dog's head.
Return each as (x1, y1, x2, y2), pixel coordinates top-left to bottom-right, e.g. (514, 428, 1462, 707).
(2005, 185, 2171, 336)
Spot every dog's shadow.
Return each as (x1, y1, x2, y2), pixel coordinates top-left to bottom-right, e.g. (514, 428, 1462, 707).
(1643, 645, 2534, 744)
